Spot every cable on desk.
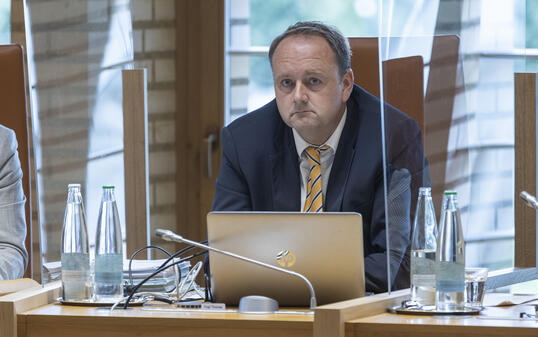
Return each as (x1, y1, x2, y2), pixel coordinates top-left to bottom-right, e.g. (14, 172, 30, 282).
(127, 245, 173, 290)
(122, 250, 208, 309)
(155, 240, 208, 272)
(203, 254, 213, 302)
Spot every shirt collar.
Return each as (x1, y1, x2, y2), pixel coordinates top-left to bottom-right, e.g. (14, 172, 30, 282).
(292, 108, 347, 157)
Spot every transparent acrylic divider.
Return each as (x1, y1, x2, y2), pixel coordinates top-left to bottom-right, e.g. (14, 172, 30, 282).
(379, 0, 530, 312)
(26, 0, 134, 284)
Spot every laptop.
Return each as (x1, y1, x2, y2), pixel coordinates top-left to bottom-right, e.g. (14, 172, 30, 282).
(206, 212, 365, 307)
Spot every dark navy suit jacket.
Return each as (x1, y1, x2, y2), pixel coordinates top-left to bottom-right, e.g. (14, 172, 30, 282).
(212, 85, 427, 293)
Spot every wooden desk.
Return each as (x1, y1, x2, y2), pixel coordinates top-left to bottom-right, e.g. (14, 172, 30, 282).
(346, 306, 538, 337)
(17, 303, 314, 337)
(6, 281, 538, 337)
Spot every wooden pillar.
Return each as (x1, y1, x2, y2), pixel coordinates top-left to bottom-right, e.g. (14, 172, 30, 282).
(123, 69, 150, 258)
(514, 72, 537, 268)
(175, 0, 224, 243)
(313, 289, 409, 337)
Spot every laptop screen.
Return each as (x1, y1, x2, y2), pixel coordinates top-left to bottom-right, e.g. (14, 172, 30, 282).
(207, 212, 365, 306)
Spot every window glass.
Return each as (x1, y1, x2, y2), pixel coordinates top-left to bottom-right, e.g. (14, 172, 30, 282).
(227, 0, 380, 123)
(0, 0, 9, 43)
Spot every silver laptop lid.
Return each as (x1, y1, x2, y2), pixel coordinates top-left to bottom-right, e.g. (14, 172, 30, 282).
(207, 212, 365, 306)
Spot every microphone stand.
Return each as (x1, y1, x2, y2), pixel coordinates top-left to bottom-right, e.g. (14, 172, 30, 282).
(155, 229, 317, 310)
(520, 191, 538, 209)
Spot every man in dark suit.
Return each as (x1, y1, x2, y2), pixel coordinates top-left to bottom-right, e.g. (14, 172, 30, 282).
(212, 21, 427, 293)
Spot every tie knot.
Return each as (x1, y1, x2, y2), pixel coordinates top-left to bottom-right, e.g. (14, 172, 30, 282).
(304, 145, 329, 164)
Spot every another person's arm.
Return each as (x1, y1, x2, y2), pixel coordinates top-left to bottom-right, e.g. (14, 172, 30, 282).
(0, 127, 28, 279)
(364, 168, 412, 293)
(364, 109, 427, 293)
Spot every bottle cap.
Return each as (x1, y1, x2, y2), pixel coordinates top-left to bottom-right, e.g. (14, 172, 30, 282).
(444, 190, 457, 195)
(68, 183, 81, 189)
(102, 185, 115, 189)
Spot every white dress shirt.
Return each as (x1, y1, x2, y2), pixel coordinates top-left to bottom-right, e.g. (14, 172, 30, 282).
(293, 109, 347, 211)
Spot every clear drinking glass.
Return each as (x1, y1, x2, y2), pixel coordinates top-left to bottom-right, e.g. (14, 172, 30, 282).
(61, 184, 91, 301)
(465, 267, 488, 307)
(410, 187, 438, 306)
(94, 185, 123, 301)
(436, 191, 465, 311)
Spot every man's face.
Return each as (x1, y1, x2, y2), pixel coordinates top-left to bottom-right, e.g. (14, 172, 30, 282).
(272, 34, 353, 145)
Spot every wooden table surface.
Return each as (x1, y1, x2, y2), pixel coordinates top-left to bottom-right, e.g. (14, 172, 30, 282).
(13, 284, 538, 337)
(17, 302, 314, 337)
(346, 305, 538, 337)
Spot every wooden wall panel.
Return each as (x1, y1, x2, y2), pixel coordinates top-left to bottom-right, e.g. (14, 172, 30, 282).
(514, 73, 537, 268)
(123, 69, 150, 257)
(175, 1, 224, 243)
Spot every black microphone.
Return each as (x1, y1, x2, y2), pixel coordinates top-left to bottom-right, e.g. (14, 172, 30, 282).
(155, 229, 317, 310)
(520, 191, 538, 210)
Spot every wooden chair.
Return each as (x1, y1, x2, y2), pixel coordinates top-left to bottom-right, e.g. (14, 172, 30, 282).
(348, 36, 460, 209)
(348, 37, 424, 134)
(0, 44, 33, 279)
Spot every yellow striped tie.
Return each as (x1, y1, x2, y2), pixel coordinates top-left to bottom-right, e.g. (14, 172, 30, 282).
(303, 145, 329, 212)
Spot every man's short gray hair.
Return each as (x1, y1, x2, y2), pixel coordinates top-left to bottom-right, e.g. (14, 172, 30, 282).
(268, 21, 351, 78)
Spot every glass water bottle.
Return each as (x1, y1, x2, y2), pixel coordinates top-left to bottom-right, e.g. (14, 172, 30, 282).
(410, 187, 438, 306)
(61, 184, 91, 301)
(94, 186, 124, 300)
(435, 191, 465, 311)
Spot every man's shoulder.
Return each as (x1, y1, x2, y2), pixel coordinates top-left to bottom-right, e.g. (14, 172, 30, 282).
(221, 99, 288, 157)
(350, 84, 419, 131)
(226, 99, 281, 133)
(0, 124, 17, 155)
(0, 124, 15, 142)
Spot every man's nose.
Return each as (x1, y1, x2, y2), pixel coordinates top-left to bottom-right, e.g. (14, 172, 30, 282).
(292, 82, 308, 104)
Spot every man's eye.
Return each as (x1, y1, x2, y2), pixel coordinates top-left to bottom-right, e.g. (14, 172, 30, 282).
(309, 78, 321, 85)
(281, 79, 292, 87)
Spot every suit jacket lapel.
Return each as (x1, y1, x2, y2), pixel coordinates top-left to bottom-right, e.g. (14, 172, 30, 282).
(271, 123, 301, 211)
(325, 100, 359, 211)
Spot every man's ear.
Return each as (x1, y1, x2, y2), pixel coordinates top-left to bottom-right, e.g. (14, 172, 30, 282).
(341, 68, 354, 101)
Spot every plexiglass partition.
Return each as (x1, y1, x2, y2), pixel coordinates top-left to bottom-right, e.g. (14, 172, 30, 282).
(380, 0, 538, 294)
(25, 0, 133, 283)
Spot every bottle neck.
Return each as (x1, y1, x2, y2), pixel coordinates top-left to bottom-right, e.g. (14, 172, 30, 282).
(442, 195, 458, 211)
(102, 188, 116, 202)
(67, 188, 82, 204)
(418, 187, 431, 198)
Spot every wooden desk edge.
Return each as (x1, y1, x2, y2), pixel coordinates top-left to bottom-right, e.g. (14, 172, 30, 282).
(313, 289, 410, 337)
(0, 278, 40, 297)
(0, 280, 60, 337)
(345, 311, 538, 337)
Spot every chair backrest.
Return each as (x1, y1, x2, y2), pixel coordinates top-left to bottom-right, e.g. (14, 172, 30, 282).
(348, 36, 460, 211)
(0, 44, 32, 278)
(348, 37, 424, 134)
